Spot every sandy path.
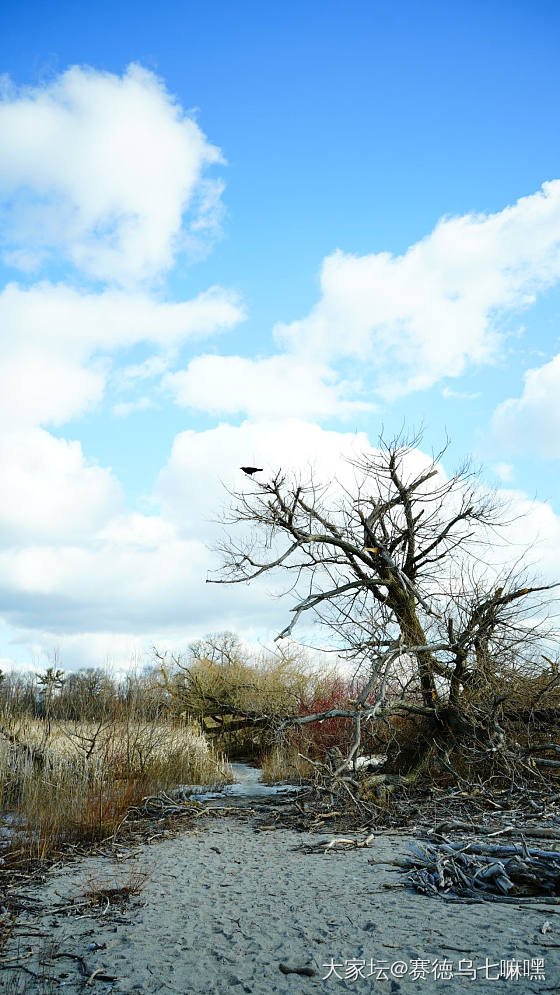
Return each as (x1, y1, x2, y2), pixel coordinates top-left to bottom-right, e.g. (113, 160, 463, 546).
(5, 807, 559, 995)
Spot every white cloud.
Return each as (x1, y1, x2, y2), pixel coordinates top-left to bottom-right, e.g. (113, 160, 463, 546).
(0, 419, 558, 671)
(156, 418, 375, 536)
(121, 355, 171, 384)
(0, 519, 209, 632)
(0, 64, 223, 284)
(0, 420, 379, 665)
(164, 354, 373, 419)
(2, 247, 46, 272)
(442, 386, 480, 401)
(0, 429, 122, 544)
(492, 489, 560, 583)
(1, 280, 243, 353)
(275, 181, 560, 397)
(492, 462, 515, 483)
(492, 354, 560, 458)
(3, 630, 150, 674)
(112, 398, 155, 418)
(0, 62, 261, 669)
(0, 281, 244, 427)
(0, 420, 379, 669)
(3, 62, 560, 676)
(0, 511, 284, 655)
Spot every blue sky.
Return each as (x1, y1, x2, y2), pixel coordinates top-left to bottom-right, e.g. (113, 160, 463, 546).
(1, 1, 560, 670)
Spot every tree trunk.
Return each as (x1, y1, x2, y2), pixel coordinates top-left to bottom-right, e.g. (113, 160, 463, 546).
(390, 591, 437, 707)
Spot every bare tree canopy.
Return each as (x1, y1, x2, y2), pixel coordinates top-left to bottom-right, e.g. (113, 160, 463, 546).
(208, 433, 560, 798)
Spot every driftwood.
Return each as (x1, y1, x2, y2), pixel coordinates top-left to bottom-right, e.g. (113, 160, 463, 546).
(279, 963, 316, 977)
(125, 791, 196, 821)
(433, 820, 560, 842)
(300, 833, 375, 854)
(49, 951, 116, 980)
(399, 839, 560, 901)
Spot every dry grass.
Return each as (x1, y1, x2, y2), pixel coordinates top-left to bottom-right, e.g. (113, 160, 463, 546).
(260, 744, 312, 783)
(77, 859, 153, 907)
(0, 716, 231, 860)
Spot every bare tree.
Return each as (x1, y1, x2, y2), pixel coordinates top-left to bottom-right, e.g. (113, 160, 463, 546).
(208, 433, 559, 794)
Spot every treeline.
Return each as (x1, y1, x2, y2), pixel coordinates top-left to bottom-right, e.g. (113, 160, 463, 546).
(0, 657, 232, 861)
(0, 635, 370, 762)
(0, 664, 165, 721)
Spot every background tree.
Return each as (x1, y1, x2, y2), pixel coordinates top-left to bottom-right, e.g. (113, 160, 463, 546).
(36, 665, 65, 728)
(155, 633, 336, 756)
(56, 668, 117, 721)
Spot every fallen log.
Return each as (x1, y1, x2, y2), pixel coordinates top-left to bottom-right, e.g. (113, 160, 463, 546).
(434, 821, 560, 843)
(400, 839, 560, 901)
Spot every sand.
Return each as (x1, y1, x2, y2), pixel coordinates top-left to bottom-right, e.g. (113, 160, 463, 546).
(4, 800, 559, 995)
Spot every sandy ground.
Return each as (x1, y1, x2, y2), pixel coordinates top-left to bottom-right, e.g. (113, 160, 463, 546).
(4, 803, 559, 995)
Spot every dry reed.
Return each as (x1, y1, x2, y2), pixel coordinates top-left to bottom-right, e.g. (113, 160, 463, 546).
(0, 715, 231, 861)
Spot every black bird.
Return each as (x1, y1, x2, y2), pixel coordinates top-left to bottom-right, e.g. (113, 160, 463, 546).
(240, 466, 263, 476)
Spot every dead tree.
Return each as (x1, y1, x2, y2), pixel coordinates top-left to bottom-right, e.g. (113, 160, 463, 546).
(208, 434, 559, 796)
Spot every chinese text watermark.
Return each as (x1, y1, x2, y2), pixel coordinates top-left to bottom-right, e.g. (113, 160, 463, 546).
(322, 957, 545, 983)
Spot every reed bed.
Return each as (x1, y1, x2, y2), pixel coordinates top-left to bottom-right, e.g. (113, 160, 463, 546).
(0, 716, 231, 860)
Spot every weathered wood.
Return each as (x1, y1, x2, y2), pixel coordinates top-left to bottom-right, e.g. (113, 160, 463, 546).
(401, 838, 560, 901)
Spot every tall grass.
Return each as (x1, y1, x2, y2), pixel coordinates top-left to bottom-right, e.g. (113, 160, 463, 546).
(260, 744, 312, 783)
(0, 715, 231, 861)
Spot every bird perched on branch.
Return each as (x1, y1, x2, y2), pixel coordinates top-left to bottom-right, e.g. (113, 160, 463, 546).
(240, 466, 263, 476)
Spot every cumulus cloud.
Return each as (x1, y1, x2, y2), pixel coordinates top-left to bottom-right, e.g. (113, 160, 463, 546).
(442, 386, 480, 401)
(492, 462, 515, 483)
(0, 510, 283, 654)
(275, 181, 560, 398)
(493, 489, 560, 584)
(0, 62, 254, 669)
(0, 64, 223, 284)
(0, 67, 243, 430)
(0, 422, 375, 662)
(492, 354, 560, 458)
(0, 518, 207, 632)
(3, 630, 150, 674)
(120, 355, 171, 385)
(4, 62, 560, 672)
(156, 418, 375, 535)
(0, 281, 244, 427)
(161, 181, 560, 421)
(0, 429, 122, 545)
(1, 418, 559, 671)
(164, 354, 373, 419)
